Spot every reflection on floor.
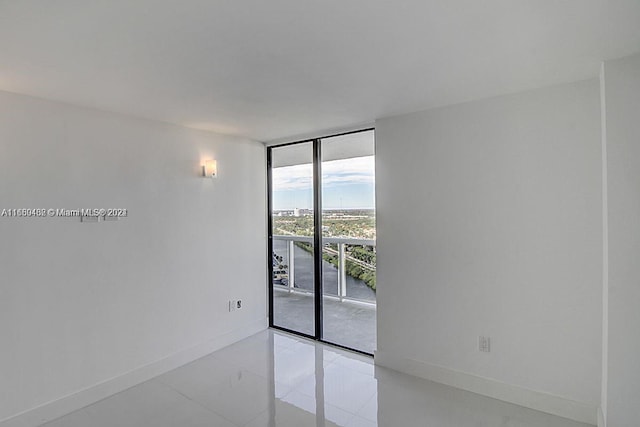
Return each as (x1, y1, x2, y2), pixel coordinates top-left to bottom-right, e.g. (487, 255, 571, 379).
(273, 288, 377, 353)
(42, 330, 593, 427)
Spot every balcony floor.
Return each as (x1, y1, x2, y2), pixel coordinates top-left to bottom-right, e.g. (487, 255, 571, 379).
(273, 288, 376, 354)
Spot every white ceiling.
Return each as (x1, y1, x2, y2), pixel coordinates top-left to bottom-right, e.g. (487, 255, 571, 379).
(272, 130, 375, 167)
(1, 1, 639, 142)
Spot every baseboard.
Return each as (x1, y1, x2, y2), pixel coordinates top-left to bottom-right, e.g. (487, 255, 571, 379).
(0, 318, 267, 427)
(374, 350, 597, 425)
(597, 407, 605, 427)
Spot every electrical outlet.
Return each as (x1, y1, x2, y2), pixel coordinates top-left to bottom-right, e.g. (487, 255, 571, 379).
(479, 336, 491, 352)
(236, 300, 242, 309)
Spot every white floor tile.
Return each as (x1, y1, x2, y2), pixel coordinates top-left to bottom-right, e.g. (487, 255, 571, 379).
(346, 416, 378, 427)
(38, 330, 594, 427)
(156, 352, 239, 392)
(330, 353, 375, 376)
(293, 362, 378, 415)
(280, 390, 354, 426)
(354, 393, 377, 422)
(164, 367, 290, 426)
(43, 380, 235, 427)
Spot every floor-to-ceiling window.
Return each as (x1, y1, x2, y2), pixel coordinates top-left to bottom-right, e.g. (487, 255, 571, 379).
(268, 129, 376, 354)
(269, 141, 317, 337)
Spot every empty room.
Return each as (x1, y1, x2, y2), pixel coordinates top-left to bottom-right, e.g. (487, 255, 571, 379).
(1, 1, 639, 426)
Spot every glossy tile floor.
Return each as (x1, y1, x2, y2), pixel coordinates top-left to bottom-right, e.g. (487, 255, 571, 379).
(42, 330, 593, 427)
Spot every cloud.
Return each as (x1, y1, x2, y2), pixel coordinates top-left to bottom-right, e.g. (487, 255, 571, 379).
(272, 156, 374, 191)
(272, 164, 313, 190)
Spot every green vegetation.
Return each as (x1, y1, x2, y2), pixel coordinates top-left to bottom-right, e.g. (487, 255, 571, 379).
(346, 259, 376, 290)
(273, 210, 375, 240)
(349, 246, 376, 264)
(274, 216, 314, 236)
(273, 210, 377, 291)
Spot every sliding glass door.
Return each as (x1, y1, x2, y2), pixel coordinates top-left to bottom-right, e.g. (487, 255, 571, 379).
(268, 129, 376, 354)
(320, 132, 376, 353)
(269, 141, 316, 337)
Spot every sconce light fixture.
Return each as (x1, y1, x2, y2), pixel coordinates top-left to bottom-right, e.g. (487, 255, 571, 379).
(203, 159, 218, 178)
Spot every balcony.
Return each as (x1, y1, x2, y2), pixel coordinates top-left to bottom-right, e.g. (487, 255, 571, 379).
(272, 235, 376, 354)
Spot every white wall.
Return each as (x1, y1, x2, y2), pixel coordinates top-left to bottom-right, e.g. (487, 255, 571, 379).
(602, 52, 640, 427)
(0, 91, 267, 422)
(375, 79, 602, 422)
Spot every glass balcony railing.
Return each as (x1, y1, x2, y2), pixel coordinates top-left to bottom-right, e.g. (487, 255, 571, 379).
(272, 235, 376, 304)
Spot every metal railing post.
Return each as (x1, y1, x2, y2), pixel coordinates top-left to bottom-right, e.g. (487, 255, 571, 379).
(338, 243, 347, 300)
(273, 235, 375, 304)
(288, 240, 295, 291)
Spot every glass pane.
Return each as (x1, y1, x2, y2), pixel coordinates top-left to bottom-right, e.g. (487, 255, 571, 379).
(321, 130, 377, 353)
(271, 142, 315, 336)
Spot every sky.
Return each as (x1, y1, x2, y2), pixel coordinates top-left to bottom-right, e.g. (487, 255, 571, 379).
(272, 156, 375, 210)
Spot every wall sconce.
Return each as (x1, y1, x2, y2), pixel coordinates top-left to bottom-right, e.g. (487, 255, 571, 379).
(202, 159, 217, 178)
